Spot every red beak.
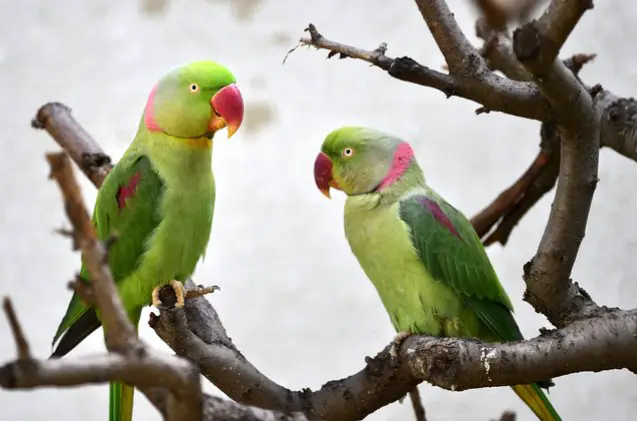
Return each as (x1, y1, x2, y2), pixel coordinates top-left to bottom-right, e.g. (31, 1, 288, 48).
(314, 152, 337, 199)
(209, 83, 244, 138)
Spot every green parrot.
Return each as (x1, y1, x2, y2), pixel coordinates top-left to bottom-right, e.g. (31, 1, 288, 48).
(50, 60, 244, 421)
(313, 126, 561, 421)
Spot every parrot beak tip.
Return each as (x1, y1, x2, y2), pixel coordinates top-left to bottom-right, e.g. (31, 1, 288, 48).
(210, 83, 244, 139)
(319, 187, 332, 199)
(314, 152, 336, 199)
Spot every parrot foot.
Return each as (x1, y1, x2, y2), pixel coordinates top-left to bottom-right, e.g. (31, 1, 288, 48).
(389, 331, 412, 359)
(151, 280, 186, 309)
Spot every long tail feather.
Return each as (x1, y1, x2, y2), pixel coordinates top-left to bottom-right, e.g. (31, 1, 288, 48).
(108, 309, 140, 421)
(110, 382, 134, 421)
(511, 383, 562, 421)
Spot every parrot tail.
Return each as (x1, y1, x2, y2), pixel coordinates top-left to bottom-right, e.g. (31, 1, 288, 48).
(108, 308, 141, 421)
(109, 382, 134, 421)
(511, 383, 562, 421)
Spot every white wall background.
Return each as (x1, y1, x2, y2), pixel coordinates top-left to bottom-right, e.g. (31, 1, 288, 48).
(0, 1, 636, 420)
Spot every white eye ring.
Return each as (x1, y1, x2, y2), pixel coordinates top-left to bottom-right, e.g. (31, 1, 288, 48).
(342, 147, 354, 157)
(189, 83, 199, 93)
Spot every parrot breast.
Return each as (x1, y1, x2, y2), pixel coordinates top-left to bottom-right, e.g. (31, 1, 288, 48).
(343, 193, 480, 336)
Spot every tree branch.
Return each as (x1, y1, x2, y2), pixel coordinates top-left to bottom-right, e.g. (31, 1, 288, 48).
(0, 302, 309, 421)
(33, 102, 113, 187)
(511, 1, 600, 325)
(470, 147, 552, 242)
(477, 19, 637, 164)
(529, 0, 594, 69)
(291, 23, 551, 121)
(150, 283, 637, 418)
(12, 146, 203, 421)
(413, 0, 477, 75)
(46, 152, 136, 352)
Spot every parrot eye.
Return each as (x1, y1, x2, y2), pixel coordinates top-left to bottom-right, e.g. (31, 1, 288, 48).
(342, 147, 355, 158)
(189, 83, 200, 93)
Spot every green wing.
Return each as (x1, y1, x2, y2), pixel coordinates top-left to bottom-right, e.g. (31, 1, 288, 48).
(51, 152, 164, 352)
(398, 193, 523, 342)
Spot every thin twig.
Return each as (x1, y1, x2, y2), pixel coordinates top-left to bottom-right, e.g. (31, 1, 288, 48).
(185, 285, 220, 300)
(293, 23, 551, 121)
(2, 298, 31, 360)
(408, 387, 427, 421)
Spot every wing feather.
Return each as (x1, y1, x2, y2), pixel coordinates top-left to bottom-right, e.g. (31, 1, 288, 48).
(51, 153, 164, 351)
(398, 193, 523, 341)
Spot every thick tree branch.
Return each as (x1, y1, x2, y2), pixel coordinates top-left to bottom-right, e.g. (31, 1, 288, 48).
(150, 283, 637, 420)
(200, 396, 310, 421)
(529, 0, 594, 69)
(511, 1, 600, 325)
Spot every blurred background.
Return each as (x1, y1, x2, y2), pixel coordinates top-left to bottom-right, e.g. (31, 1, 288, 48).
(1, 1, 636, 420)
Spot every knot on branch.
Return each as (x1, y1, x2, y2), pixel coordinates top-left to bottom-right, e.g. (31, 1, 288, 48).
(388, 56, 420, 77)
(31, 102, 72, 129)
(605, 98, 637, 126)
(512, 22, 541, 62)
(82, 152, 112, 169)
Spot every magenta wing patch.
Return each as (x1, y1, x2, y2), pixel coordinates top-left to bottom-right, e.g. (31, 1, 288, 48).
(416, 196, 462, 239)
(117, 171, 142, 210)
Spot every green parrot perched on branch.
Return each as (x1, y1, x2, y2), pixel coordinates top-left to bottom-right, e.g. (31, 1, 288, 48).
(313, 126, 562, 421)
(50, 60, 244, 421)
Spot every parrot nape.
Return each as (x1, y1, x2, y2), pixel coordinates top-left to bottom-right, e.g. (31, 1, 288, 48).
(312, 126, 562, 421)
(50, 60, 244, 421)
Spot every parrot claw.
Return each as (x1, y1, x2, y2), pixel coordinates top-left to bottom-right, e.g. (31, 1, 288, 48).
(151, 280, 186, 309)
(389, 331, 412, 359)
(171, 280, 186, 308)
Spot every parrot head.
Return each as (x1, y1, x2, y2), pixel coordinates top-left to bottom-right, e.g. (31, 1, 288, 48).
(143, 60, 244, 140)
(313, 126, 415, 198)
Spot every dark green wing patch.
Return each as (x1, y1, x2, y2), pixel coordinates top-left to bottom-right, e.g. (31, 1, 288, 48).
(91, 153, 165, 281)
(398, 193, 523, 341)
(51, 154, 164, 349)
